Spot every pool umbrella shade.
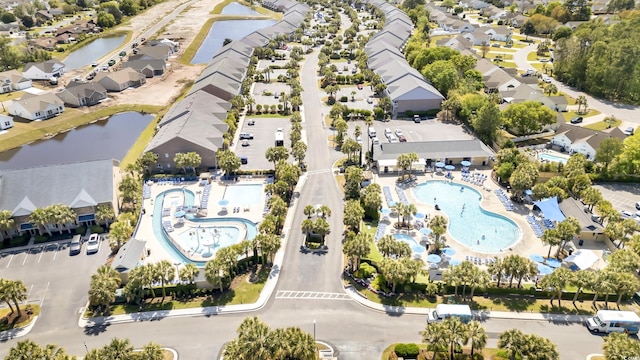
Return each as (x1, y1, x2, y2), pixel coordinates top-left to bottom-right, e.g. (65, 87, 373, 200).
(537, 263, 554, 275)
(529, 254, 545, 263)
(380, 208, 391, 214)
(414, 212, 426, 219)
(427, 254, 442, 263)
(444, 165, 455, 170)
(420, 228, 432, 235)
(449, 259, 462, 266)
(174, 211, 185, 218)
(218, 199, 229, 206)
(442, 247, 456, 256)
(546, 258, 562, 268)
(435, 162, 445, 168)
(460, 161, 471, 167)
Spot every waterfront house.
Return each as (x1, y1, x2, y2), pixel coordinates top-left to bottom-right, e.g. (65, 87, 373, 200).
(121, 59, 166, 77)
(0, 114, 14, 130)
(0, 69, 32, 93)
(145, 90, 230, 172)
(22, 59, 66, 80)
(94, 68, 146, 92)
(0, 159, 120, 239)
(56, 81, 107, 107)
(9, 92, 64, 120)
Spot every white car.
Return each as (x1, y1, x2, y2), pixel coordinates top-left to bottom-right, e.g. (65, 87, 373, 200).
(356, 135, 362, 144)
(621, 210, 633, 219)
(542, 77, 552, 84)
(388, 135, 398, 143)
(384, 128, 392, 138)
(623, 127, 634, 135)
(371, 137, 380, 145)
(86, 234, 100, 254)
(394, 129, 403, 137)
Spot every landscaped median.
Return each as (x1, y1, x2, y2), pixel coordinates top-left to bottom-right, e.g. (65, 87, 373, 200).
(0, 304, 40, 340)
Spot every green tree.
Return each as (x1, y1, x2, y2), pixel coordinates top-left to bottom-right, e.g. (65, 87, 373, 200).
(100, 338, 134, 360)
(603, 332, 640, 359)
(108, 220, 133, 252)
(334, 118, 349, 146)
(138, 342, 163, 360)
(472, 102, 502, 144)
(429, 215, 448, 252)
(541, 228, 562, 259)
(30, 207, 53, 236)
(467, 320, 487, 357)
(343, 232, 371, 271)
(95, 204, 115, 228)
(498, 328, 526, 360)
(0, 209, 15, 241)
(174, 152, 201, 174)
(204, 258, 225, 292)
(422, 321, 448, 359)
(3, 279, 26, 317)
(265, 146, 289, 170)
(502, 101, 556, 135)
(343, 200, 364, 232)
(291, 141, 307, 166)
(154, 260, 175, 303)
(5, 340, 75, 360)
(217, 149, 241, 176)
(88, 265, 121, 314)
(539, 267, 572, 308)
(509, 162, 539, 198)
(595, 137, 623, 171)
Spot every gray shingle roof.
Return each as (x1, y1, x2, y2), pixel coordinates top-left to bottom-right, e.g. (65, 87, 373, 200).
(373, 140, 494, 161)
(0, 159, 117, 216)
(112, 238, 147, 273)
(558, 198, 603, 233)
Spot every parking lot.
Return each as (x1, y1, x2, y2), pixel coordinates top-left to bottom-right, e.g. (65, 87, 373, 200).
(234, 117, 292, 171)
(0, 235, 110, 331)
(593, 183, 640, 213)
(334, 85, 375, 110)
(348, 118, 473, 147)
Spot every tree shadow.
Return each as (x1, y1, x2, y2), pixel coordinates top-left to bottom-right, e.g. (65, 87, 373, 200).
(83, 322, 111, 336)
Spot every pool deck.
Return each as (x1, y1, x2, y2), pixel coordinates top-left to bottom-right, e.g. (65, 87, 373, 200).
(374, 168, 609, 272)
(134, 177, 268, 265)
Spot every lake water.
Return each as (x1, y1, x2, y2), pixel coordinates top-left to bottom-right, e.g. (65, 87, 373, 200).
(63, 35, 126, 70)
(191, 19, 277, 64)
(0, 112, 153, 170)
(221, 2, 262, 15)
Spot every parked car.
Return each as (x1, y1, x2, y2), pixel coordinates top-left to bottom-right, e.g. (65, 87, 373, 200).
(86, 234, 100, 254)
(241, 140, 250, 147)
(384, 128, 392, 138)
(240, 156, 248, 164)
(623, 127, 635, 135)
(247, 120, 255, 126)
(542, 76, 552, 83)
(388, 135, 398, 143)
(621, 210, 633, 218)
(356, 135, 362, 144)
(371, 137, 380, 145)
(69, 235, 82, 256)
(398, 135, 407, 142)
(367, 97, 373, 104)
(108, 59, 116, 66)
(413, 115, 421, 123)
(394, 129, 403, 137)
(570, 117, 583, 124)
(239, 132, 254, 140)
(636, 201, 640, 210)
(540, 58, 549, 63)
(357, 84, 363, 90)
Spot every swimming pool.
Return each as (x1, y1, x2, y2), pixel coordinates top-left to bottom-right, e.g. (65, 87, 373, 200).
(539, 153, 568, 164)
(413, 181, 521, 253)
(223, 183, 264, 206)
(394, 234, 425, 254)
(149, 189, 258, 266)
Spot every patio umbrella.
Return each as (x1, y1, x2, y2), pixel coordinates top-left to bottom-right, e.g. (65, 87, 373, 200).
(442, 247, 456, 256)
(444, 165, 455, 170)
(218, 199, 229, 206)
(537, 263, 554, 275)
(449, 259, 462, 266)
(435, 162, 445, 168)
(529, 254, 545, 263)
(427, 254, 442, 263)
(546, 258, 562, 268)
(420, 228, 432, 235)
(380, 208, 391, 214)
(460, 160, 471, 167)
(173, 210, 185, 218)
(414, 212, 426, 219)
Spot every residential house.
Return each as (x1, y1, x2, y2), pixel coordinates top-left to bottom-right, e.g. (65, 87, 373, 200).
(461, 0, 490, 9)
(9, 92, 64, 120)
(56, 81, 107, 107)
(508, 14, 528, 28)
(484, 26, 512, 42)
(502, 84, 568, 113)
(558, 197, 604, 241)
(111, 238, 147, 283)
(0, 22, 19, 35)
(563, 21, 587, 30)
(550, 124, 627, 160)
(481, 5, 507, 20)
(462, 29, 492, 45)
(29, 37, 57, 51)
(145, 90, 230, 172)
(22, 59, 66, 80)
(437, 34, 475, 52)
(130, 44, 172, 61)
(0, 114, 13, 130)
(0, 69, 32, 93)
(121, 59, 166, 77)
(35, 9, 54, 22)
(0, 159, 120, 239)
(474, 58, 522, 93)
(94, 68, 146, 92)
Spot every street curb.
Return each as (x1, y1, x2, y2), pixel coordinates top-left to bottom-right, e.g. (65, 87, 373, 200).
(0, 315, 38, 341)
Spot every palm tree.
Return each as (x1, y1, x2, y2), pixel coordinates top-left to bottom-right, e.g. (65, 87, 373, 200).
(399, 203, 417, 227)
(603, 332, 640, 360)
(303, 205, 316, 218)
(488, 257, 505, 287)
(571, 269, 594, 306)
(95, 204, 115, 228)
(441, 317, 468, 360)
(3, 279, 26, 316)
(498, 328, 526, 360)
(429, 215, 448, 251)
(30, 207, 53, 236)
(541, 228, 562, 259)
(154, 260, 175, 303)
(301, 219, 315, 243)
(540, 267, 572, 308)
(467, 320, 487, 357)
(101, 338, 134, 359)
(422, 322, 447, 360)
(314, 218, 330, 245)
(259, 233, 281, 264)
(178, 263, 199, 284)
(343, 232, 371, 271)
(205, 258, 225, 292)
(614, 272, 637, 308)
(468, 266, 490, 299)
(6, 340, 74, 360)
(317, 205, 332, 219)
(0, 209, 15, 242)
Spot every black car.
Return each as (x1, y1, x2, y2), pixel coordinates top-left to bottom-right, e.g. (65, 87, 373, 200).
(247, 120, 255, 126)
(413, 115, 421, 123)
(570, 117, 583, 124)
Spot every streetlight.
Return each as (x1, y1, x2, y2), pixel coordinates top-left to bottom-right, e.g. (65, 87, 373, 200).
(313, 318, 316, 341)
(83, 342, 88, 354)
(174, 262, 181, 280)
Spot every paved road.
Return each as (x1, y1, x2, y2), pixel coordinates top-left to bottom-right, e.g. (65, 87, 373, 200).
(513, 45, 639, 128)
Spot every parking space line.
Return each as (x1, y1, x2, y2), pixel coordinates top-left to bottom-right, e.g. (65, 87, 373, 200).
(38, 249, 44, 263)
(53, 244, 61, 261)
(21, 252, 29, 265)
(5, 254, 13, 268)
(24, 284, 33, 304)
(40, 281, 50, 307)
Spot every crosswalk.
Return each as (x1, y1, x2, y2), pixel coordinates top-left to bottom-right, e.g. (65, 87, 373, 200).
(275, 290, 352, 301)
(305, 168, 333, 176)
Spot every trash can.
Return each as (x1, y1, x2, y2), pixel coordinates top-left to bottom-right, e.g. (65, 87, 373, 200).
(568, 248, 574, 256)
(578, 239, 584, 246)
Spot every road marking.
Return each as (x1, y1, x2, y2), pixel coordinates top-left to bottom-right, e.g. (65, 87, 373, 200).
(275, 290, 352, 300)
(306, 168, 332, 176)
(40, 281, 50, 307)
(24, 284, 33, 304)
(5, 254, 13, 268)
(38, 249, 44, 263)
(21, 252, 29, 265)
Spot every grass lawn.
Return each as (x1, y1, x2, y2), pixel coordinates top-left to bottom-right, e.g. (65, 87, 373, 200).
(381, 344, 509, 360)
(0, 305, 40, 332)
(160, 350, 174, 360)
(562, 109, 601, 122)
(559, 92, 577, 105)
(497, 61, 518, 68)
(248, 113, 291, 118)
(429, 35, 452, 47)
(480, 52, 514, 61)
(584, 119, 622, 131)
(0, 104, 165, 153)
(88, 266, 270, 317)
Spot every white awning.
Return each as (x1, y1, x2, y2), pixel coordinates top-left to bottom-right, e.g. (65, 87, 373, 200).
(377, 159, 426, 167)
(564, 249, 598, 271)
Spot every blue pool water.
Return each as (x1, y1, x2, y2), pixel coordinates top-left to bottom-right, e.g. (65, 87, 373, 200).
(394, 234, 425, 254)
(413, 181, 521, 253)
(539, 153, 568, 164)
(223, 184, 264, 206)
(149, 189, 258, 266)
(175, 226, 240, 259)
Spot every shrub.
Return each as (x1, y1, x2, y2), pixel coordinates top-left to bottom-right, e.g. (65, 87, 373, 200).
(76, 225, 87, 235)
(329, 53, 340, 59)
(355, 262, 376, 279)
(394, 343, 420, 358)
(339, 96, 348, 102)
(34, 235, 49, 243)
(90, 225, 104, 234)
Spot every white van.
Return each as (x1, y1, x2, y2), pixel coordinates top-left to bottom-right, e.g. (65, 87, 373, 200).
(427, 304, 472, 323)
(368, 127, 376, 138)
(587, 310, 640, 334)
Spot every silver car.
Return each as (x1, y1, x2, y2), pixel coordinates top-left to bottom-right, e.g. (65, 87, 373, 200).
(86, 234, 100, 254)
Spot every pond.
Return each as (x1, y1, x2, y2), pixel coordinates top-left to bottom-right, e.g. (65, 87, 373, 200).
(0, 112, 153, 170)
(191, 19, 277, 64)
(221, 2, 262, 15)
(63, 35, 126, 70)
